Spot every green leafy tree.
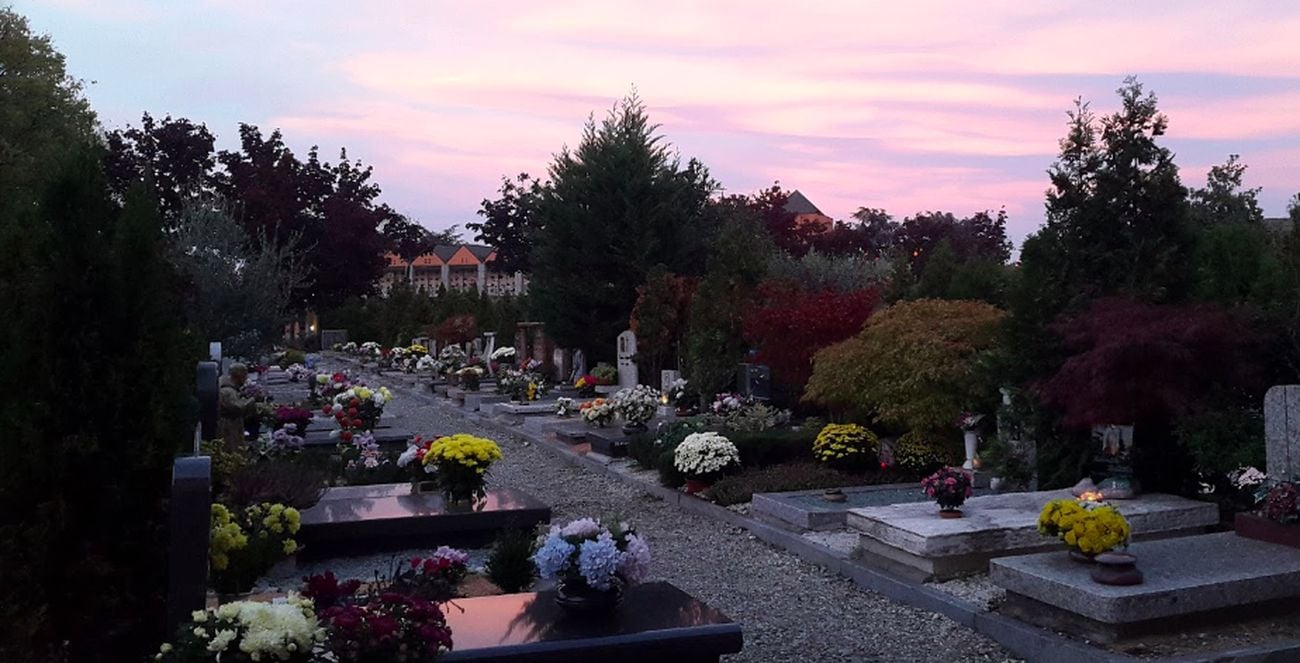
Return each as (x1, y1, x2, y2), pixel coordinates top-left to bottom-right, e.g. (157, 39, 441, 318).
(805, 299, 1004, 431)
(103, 112, 216, 222)
(0, 149, 194, 662)
(630, 265, 696, 386)
(468, 173, 541, 273)
(0, 8, 97, 217)
(1188, 154, 1264, 226)
(529, 94, 716, 359)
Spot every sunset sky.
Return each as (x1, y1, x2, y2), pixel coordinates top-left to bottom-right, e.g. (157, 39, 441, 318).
(18, 1, 1300, 243)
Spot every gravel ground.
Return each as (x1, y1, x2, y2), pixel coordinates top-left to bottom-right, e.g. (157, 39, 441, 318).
(930, 575, 1006, 612)
(343, 367, 1018, 663)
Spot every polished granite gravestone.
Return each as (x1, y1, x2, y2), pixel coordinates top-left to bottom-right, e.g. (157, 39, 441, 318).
(555, 429, 587, 445)
(298, 483, 551, 558)
(440, 581, 743, 663)
(848, 490, 1217, 580)
(990, 532, 1300, 643)
(522, 416, 584, 435)
(585, 428, 631, 458)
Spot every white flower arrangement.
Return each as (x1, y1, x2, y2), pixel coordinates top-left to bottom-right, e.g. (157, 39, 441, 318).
(415, 355, 437, 372)
(359, 341, 383, 358)
(664, 378, 689, 404)
(612, 384, 660, 426)
(340, 341, 358, 354)
(580, 399, 616, 427)
(490, 346, 517, 361)
(673, 431, 741, 479)
(155, 595, 322, 661)
(555, 397, 575, 417)
(285, 363, 312, 382)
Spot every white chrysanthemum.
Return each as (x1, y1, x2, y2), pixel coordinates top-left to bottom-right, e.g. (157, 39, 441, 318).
(673, 432, 740, 477)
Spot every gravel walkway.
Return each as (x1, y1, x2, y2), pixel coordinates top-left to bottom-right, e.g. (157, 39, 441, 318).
(351, 373, 1017, 663)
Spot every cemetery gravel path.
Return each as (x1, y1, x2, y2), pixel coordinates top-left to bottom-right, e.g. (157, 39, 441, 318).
(386, 390, 1019, 663)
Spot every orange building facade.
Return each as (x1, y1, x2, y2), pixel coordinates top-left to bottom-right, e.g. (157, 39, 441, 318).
(380, 244, 528, 297)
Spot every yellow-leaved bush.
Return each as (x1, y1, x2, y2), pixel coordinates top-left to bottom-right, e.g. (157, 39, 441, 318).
(812, 423, 879, 470)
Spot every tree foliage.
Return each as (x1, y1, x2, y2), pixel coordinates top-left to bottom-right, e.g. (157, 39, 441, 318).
(1189, 154, 1263, 226)
(630, 266, 696, 386)
(529, 94, 716, 358)
(469, 173, 541, 273)
(743, 284, 879, 401)
(104, 113, 215, 221)
(805, 299, 1005, 431)
(810, 207, 899, 257)
(1038, 298, 1271, 428)
(894, 209, 1011, 276)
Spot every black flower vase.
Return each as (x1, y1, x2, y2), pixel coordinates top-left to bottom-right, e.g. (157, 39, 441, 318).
(555, 578, 623, 616)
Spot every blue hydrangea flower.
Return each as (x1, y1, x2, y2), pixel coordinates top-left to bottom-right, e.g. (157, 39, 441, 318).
(532, 534, 576, 580)
(577, 533, 623, 590)
(619, 533, 651, 584)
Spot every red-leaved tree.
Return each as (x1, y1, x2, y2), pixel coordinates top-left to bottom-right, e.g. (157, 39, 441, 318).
(1038, 297, 1269, 428)
(743, 283, 879, 400)
(433, 314, 479, 346)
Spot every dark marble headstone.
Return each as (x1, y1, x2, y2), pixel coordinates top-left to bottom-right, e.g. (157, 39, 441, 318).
(555, 429, 587, 445)
(585, 428, 630, 457)
(297, 484, 551, 558)
(196, 361, 219, 441)
(736, 363, 771, 401)
(441, 581, 743, 662)
(167, 456, 211, 633)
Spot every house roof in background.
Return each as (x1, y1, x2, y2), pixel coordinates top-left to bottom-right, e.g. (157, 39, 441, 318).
(784, 190, 823, 215)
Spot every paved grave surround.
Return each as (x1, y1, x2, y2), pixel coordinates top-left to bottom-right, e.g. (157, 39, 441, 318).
(754, 484, 991, 532)
(848, 489, 1217, 580)
(522, 415, 585, 435)
(585, 427, 631, 458)
(297, 483, 551, 558)
(990, 532, 1300, 643)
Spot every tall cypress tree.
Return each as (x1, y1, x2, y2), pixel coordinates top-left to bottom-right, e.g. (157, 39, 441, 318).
(529, 94, 716, 359)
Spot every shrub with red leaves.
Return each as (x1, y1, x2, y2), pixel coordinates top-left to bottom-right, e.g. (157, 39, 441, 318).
(742, 283, 879, 397)
(1038, 297, 1269, 428)
(433, 314, 478, 345)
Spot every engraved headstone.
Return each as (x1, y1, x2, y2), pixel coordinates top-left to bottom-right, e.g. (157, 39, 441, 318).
(1265, 385, 1300, 481)
(617, 330, 638, 388)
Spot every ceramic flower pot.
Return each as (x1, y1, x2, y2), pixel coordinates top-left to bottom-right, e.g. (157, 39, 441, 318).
(1090, 552, 1143, 586)
(555, 579, 623, 616)
(822, 488, 847, 503)
(939, 508, 963, 519)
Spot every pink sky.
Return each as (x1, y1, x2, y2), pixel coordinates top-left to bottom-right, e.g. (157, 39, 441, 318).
(19, 0, 1300, 243)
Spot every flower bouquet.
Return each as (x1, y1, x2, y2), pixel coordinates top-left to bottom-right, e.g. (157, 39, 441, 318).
(555, 397, 576, 418)
(1038, 498, 1131, 559)
(415, 354, 437, 374)
(315, 371, 354, 402)
(455, 365, 484, 391)
(574, 374, 598, 397)
(256, 427, 305, 460)
(285, 363, 313, 382)
(418, 434, 503, 502)
(209, 502, 301, 594)
(437, 345, 466, 379)
(921, 466, 973, 517)
(490, 346, 517, 374)
(274, 405, 313, 434)
(813, 423, 879, 472)
(579, 398, 616, 427)
(340, 341, 358, 354)
(590, 363, 618, 385)
(955, 411, 984, 431)
(155, 595, 323, 663)
(532, 517, 651, 614)
(329, 385, 393, 439)
(397, 436, 439, 493)
(391, 547, 471, 602)
(612, 384, 660, 432)
(359, 341, 383, 360)
(673, 432, 740, 493)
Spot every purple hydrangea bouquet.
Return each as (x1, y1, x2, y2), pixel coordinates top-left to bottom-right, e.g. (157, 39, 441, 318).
(532, 517, 651, 613)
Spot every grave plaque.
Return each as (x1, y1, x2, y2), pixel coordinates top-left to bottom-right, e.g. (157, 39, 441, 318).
(196, 361, 219, 441)
(1089, 424, 1136, 497)
(1266, 385, 1300, 481)
(167, 456, 211, 633)
(617, 330, 638, 388)
(736, 363, 771, 401)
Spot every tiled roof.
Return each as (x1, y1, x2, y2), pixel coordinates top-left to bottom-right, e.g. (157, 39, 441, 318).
(784, 190, 823, 215)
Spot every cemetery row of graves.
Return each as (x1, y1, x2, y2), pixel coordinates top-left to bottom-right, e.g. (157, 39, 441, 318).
(151, 323, 1300, 662)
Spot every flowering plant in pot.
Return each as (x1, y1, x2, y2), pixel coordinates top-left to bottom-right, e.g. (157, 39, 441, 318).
(673, 432, 741, 494)
(390, 547, 471, 602)
(575, 374, 599, 397)
(921, 466, 973, 517)
(274, 405, 313, 434)
(612, 384, 660, 432)
(813, 423, 879, 472)
(154, 594, 323, 662)
(490, 346, 517, 373)
(329, 385, 393, 436)
(456, 365, 484, 391)
(555, 397, 576, 418)
(419, 433, 503, 502)
(320, 592, 453, 663)
(579, 398, 615, 427)
(532, 517, 651, 614)
(590, 363, 618, 385)
(256, 428, 305, 460)
(1038, 498, 1131, 559)
(398, 436, 440, 493)
(209, 502, 301, 595)
(285, 363, 313, 382)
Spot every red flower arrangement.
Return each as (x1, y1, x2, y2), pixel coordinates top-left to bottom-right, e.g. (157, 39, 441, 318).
(1265, 482, 1299, 523)
(302, 570, 362, 610)
(321, 592, 453, 663)
(921, 466, 973, 512)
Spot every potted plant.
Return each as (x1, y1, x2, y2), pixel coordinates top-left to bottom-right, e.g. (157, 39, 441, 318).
(456, 365, 484, 391)
(1038, 498, 1131, 562)
(613, 384, 660, 433)
(574, 374, 598, 397)
(532, 517, 651, 615)
(673, 431, 741, 494)
(555, 397, 576, 418)
(418, 433, 503, 502)
(1235, 480, 1300, 549)
(154, 595, 324, 662)
(664, 378, 694, 416)
(391, 546, 471, 602)
(579, 398, 615, 427)
(813, 423, 879, 473)
(397, 436, 440, 494)
(921, 466, 973, 517)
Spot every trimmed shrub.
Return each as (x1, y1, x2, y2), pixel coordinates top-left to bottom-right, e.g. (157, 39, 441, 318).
(812, 423, 879, 472)
(891, 429, 962, 474)
(485, 527, 538, 594)
(726, 427, 817, 467)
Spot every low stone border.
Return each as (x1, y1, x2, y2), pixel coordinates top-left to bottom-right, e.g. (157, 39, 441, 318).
(381, 371, 1300, 663)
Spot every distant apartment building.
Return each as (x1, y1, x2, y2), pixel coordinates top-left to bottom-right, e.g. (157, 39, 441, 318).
(380, 244, 528, 297)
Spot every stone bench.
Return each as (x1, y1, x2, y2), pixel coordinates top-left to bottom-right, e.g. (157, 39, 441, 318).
(991, 532, 1300, 643)
(848, 490, 1217, 580)
(441, 581, 743, 662)
(298, 483, 551, 558)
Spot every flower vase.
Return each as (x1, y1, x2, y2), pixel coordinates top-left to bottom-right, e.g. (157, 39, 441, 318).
(555, 579, 623, 616)
(1090, 552, 1143, 585)
(962, 430, 978, 470)
(411, 480, 438, 495)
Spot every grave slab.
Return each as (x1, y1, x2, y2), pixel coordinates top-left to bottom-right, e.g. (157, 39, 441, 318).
(302, 428, 411, 447)
(298, 483, 551, 558)
(991, 532, 1300, 642)
(441, 581, 742, 662)
(585, 428, 630, 458)
(463, 393, 509, 412)
(555, 429, 587, 445)
(754, 484, 989, 532)
(522, 415, 584, 435)
(848, 490, 1216, 579)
